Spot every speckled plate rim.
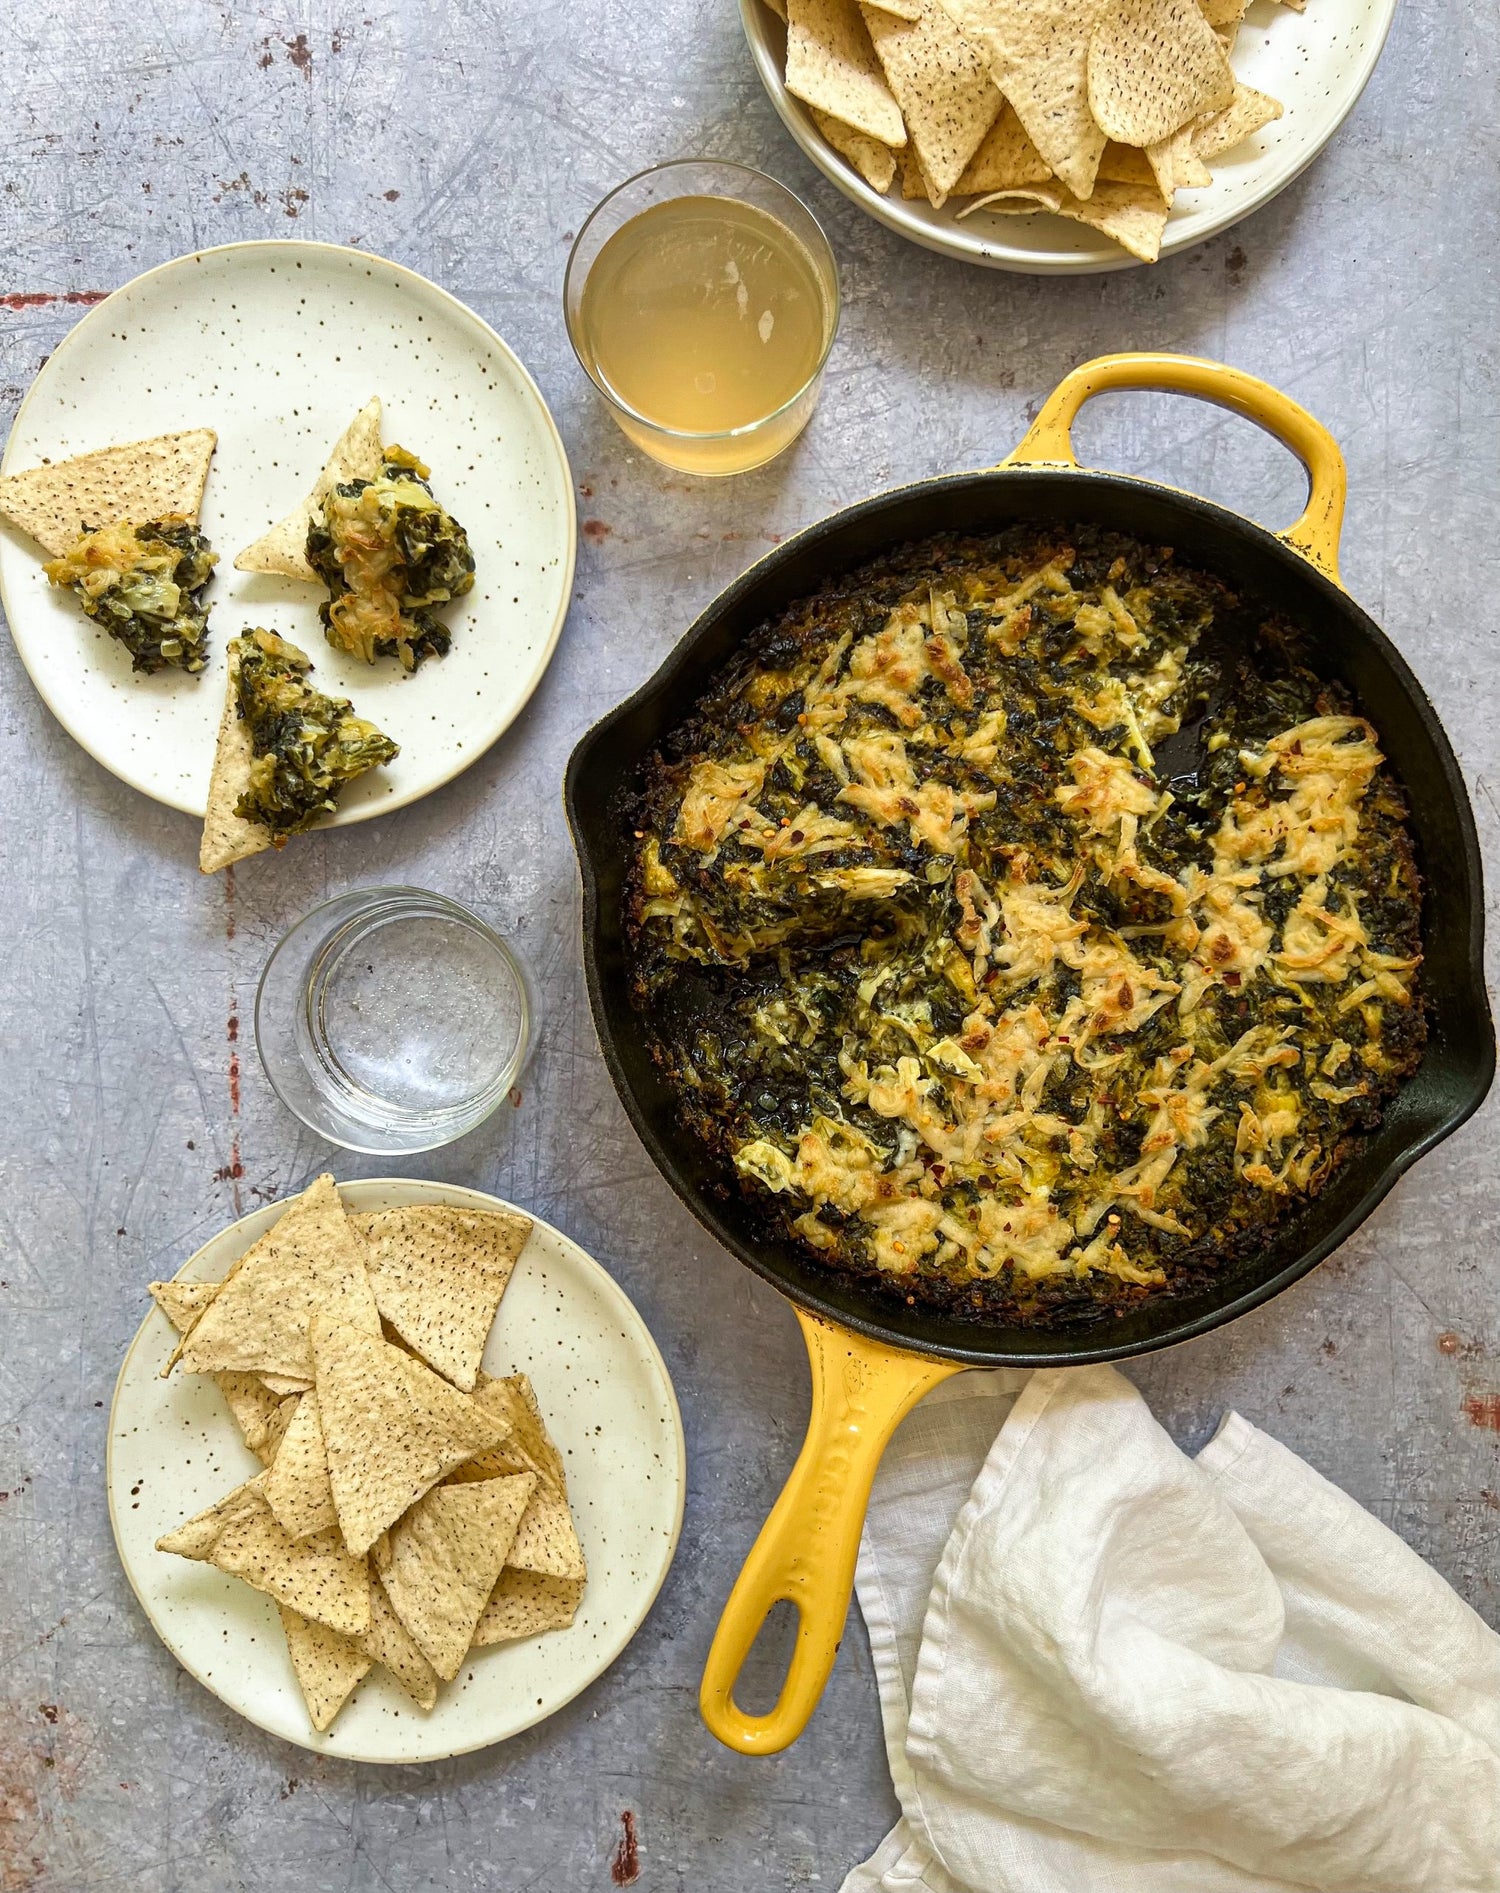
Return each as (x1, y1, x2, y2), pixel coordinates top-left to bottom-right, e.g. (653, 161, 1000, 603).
(739, 0, 1399, 274)
(106, 1178, 686, 1764)
(0, 238, 578, 819)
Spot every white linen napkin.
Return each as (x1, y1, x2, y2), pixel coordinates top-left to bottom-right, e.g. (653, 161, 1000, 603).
(841, 1365, 1500, 1893)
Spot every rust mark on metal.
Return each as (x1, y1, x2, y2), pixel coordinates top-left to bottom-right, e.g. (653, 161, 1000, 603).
(0, 1701, 92, 1890)
(284, 33, 312, 76)
(582, 518, 612, 542)
(610, 1810, 640, 1886)
(0, 292, 107, 311)
(1462, 1392, 1500, 1433)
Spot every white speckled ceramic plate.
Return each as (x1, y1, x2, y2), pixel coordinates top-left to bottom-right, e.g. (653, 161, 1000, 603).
(742, 0, 1397, 273)
(107, 1179, 684, 1763)
(0, 241, 576, 820)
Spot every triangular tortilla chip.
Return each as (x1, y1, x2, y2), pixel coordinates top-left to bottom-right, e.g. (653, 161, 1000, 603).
(812, 108, 901, 192)
(157, 1475, 369, 1636)
(217, 1372, 298, 1463)
(358, 1576, 440, 1710)
(1096, 140, 1156, 183)
(262, 1393, 339, 1538)
(958, 182, 1068, 215)
(312, 1317, 508, 1557)
(148, 1279, 219, 1335)
(952, 103, 1051, 191)
(1053, 176, 1170, 259)
(175, 1175, 380, 1383)
(472, 1569, 584, 1647)
(0, 430, 216, 558)
(786, 0, 908, 147)
(862, 0, 1003, 200)
(277, 1605, 371, 1731)
(374, 1475, 535, 1679)
(234, 398, 382, 580)
(865, 0, 921, 15)
(199, 642, 273, 874)
(1193, 82, 1282, 160)
(348, 1205, 531, 1393)
(450, 1379, 585, 1580)
(457, 1374, 569, 1493)
(940, 0, 1108, 198)
(1086, 0, 1234, 146)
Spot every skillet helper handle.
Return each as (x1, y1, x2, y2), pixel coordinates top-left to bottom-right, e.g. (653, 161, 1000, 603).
(1002, 352, 1348, 588)
(700, 1309, 962, 1755)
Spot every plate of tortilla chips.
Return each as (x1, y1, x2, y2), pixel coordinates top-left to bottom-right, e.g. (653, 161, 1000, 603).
(0, 240, 576, 861)
(743, 0, 1396, 268)
(107, 1176, 684, 1761)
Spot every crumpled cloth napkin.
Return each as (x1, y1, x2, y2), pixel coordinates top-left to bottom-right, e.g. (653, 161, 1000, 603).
(841, 1365, 1500, 1893)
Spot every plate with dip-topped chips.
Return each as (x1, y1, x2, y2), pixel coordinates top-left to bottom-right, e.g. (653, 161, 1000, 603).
(743, 0, 1397, 270)
(108, 1176, 685, 1762)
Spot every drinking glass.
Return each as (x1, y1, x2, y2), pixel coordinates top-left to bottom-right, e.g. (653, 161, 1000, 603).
(564, 159, 840, 477)
(255, 887, 534, 1154)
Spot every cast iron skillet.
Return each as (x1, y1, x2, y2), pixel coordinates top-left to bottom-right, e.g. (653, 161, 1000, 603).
(564, 354, 1494, 1754)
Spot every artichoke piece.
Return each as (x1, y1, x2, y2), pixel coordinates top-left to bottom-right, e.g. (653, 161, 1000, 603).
(230, 629, 399, 842)
(305, 447, 474, 672)
(43, 515, 216, 673)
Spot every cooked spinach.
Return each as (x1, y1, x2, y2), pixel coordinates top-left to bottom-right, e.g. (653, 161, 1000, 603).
(44, 516, 216, 673)
(231, 628, 399, 840)
(306, 447, 474, 671)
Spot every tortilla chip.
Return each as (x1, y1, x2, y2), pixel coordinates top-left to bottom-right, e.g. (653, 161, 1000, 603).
(199, 644, 272, 874)
(940, 0, 1107, 198)
(901, 151, 936, 199)
(1194, 82, 1283, 159)
(375, 1475, 535, 1680)
(1055, 177, 1170, 260)
(785, 0, 908, 147)
(149, 1279, 218, 1335)
(174, 1175, 380, 1384)
(157, 1474, 369, 1636)
(957, 181, 1067, 215)
(1194, 0, 1244, 25)
(864, 0, 922, 15)
(277, 1605, 371, 1731)
(1086, 0, 1234, 146)
(311, 1316, 509, 1557)
(262, 1393, 339, 1539)
(952, 103, 1051, 191)
(764, 0, 787, 14)
(862, 0, 1003, 199)
(216, 1372, 298, 1463)
(359, 1577, 440, 1711)
(234, 398, 382, 580)
(1144, 121, 1205, 196)
(471, 1570, 585, 1648)
(1096, 140, 1156, 184)
(0, 430, 216, 558)
(812, 108, 901, 191)
(348, 1205, 531, 1393)
(458, 1374, 569, 1494)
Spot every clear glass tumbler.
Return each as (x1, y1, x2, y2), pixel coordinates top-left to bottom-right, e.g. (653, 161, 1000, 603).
(254, 887, 534, 1155)
(564, 159, 840, 477)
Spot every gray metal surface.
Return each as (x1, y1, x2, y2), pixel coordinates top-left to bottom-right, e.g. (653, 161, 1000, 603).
(0, 1, 1494, 1887)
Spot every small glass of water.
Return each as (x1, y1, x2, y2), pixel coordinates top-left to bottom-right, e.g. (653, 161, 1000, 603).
(254, 887, 534, 1154)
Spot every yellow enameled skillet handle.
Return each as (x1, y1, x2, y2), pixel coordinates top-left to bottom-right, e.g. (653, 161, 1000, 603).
(700, 1309, 962, 1754)
(1002, 352, 1348, 589)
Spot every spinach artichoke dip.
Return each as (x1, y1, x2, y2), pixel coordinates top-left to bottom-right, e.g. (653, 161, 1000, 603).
(230, 629, 399, 842)
(306, 446, 474, 671)
(44, 516, 216, 673)
(624, 528, 1425, 1324)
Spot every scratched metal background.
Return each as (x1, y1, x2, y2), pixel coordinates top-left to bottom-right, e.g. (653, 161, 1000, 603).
(0, 0, 1495, 1887)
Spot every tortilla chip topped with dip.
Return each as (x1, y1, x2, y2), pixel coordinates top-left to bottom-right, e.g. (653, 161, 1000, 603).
(198, 628, 399, 874)
(0, 429, 220, 672)
(153, 1180, 590, 1733)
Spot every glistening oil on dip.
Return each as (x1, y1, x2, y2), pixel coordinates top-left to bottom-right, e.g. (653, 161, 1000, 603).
(623, 527, 1426, 1328)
